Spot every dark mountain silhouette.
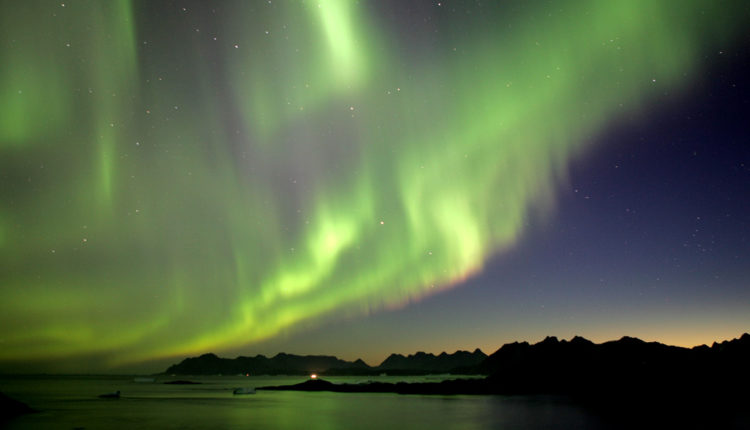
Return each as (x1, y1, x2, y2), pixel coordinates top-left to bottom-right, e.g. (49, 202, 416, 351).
(164, 352, 369, 375)
(377, 349, 486, 372)
(165, 333, 750, 392)
(164, 349, 486, 376)
(256, 333, 750, 428)
(0, 391, 35, 423)
(476, 335, 699, 394)
(256, 334, 750, 393)
(474, 333, 750, 396)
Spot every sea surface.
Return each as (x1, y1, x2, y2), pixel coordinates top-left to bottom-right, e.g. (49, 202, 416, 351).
(0, 374, 610, 429)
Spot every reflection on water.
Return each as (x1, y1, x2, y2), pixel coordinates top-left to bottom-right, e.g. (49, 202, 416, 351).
(1, 375, 606, 429)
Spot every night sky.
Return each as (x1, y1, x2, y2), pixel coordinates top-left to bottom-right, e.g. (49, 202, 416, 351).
(1, 0, 748, 373)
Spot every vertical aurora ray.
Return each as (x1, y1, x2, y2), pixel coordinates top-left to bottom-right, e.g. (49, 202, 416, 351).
(0, 0, 745, 370)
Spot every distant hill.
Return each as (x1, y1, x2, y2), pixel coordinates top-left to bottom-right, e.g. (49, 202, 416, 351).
(164, 353, 369, 376)
(254, 333, 750, 427)
(164, 349, 487, 376)
(0, 391, 35, 423)
(378, 349, 487, 372)
(477, 333, 750, 396)
(164, 333, 750, 382)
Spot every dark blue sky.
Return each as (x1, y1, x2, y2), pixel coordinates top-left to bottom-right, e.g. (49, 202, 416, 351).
(242, 40, 750, 364)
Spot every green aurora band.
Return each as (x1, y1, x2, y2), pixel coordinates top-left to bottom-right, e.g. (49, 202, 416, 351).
(0, 0, 745, 369)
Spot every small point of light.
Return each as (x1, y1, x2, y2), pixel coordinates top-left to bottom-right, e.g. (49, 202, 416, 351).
(310, 374, 317, 379)
(380, 221, 384, 225)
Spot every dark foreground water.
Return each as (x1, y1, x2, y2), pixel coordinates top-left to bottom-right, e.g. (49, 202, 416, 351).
(0, 374, 608, 429)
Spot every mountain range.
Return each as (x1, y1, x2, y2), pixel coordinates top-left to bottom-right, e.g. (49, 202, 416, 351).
(164, 349, 487, 375)
(253, 333, 750, 427)
(164, 333, 749, 380)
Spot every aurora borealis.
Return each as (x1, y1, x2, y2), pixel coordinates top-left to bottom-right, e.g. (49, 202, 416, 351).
(1, 0, 749, 372)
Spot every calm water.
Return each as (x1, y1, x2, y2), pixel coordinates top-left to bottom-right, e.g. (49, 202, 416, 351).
(1, 375, 608, 429)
